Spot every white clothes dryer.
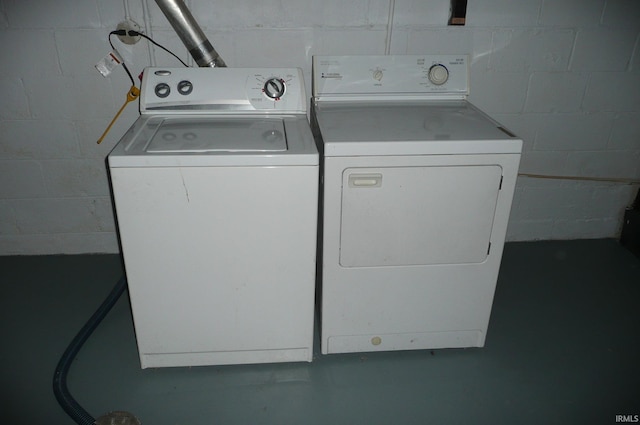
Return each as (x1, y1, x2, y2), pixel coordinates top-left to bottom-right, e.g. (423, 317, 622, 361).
(108, 67, 318, 368)
(311, 55, 522, 355)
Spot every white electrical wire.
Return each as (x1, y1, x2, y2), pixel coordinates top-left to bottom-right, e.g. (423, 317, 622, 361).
(141, 0, 156, 66)
(123, 0, 131, 20)
(384, 0, 396, 55)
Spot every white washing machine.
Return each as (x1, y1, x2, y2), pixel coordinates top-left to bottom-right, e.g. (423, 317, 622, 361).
(108, 67, 318, 368)
(311, 55, 522, 355)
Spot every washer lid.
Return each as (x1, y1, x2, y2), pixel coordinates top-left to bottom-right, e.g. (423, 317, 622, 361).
(108, 115, 318, 167)
(146, 117, 287, 153)
(313, 100, 523, 156)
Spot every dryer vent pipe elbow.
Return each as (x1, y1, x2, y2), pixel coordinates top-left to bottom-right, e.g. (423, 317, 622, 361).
(154, 0, 226, 67)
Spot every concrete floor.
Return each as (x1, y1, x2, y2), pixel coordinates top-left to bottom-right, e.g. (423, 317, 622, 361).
(1, 239, 639, 425)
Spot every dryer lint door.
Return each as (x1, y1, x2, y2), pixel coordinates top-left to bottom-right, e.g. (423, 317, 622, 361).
(339, 164, 503, 267)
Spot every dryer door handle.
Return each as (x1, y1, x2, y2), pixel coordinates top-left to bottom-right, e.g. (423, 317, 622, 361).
(348, 173, 382, 188)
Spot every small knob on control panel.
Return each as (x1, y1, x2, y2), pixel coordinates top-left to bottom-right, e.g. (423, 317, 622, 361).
(177, 80, 193, 95)
(263, 78, 286, 100)
(154, 82, 170, 98)
(428, 64, 449, 85)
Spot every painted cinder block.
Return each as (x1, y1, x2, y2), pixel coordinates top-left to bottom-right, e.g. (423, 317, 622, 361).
(0, 201, 17, 235)
(552, 218, 620, 240)
(468, 70, 528, 114)
(13, 198, 114, 234)
(227, 29, 314, 68)
(565, 151, 640, 179)
(405, 28, 493, 62)
(601, 0, 640, 27)
(582, 72, 640, 112)
(524, 72, 589, 113)
(538, 0, 605, 27)
(533, 113, 613, 151)
(609, 112, 640, 150)
(42, 159, 111, 197)
(518, 151, 568, 176)
(191, 0, 389, 29)
(0, 120, 79, 159)
(23, 75, 116, 120)
(392, 0, 451, 26)
(0, 30, 60, 78)
(0, 78, 30, 119)
(55, 29, 129, 77)
(516, 185, 594, 221)
(3, 0, 101, 28)
(506, 219, 554, 242)
(465, 0, 541, 27)
(489, 29, 574, 73)
(0, 161, 46, 199)
(570, 29, 637, 72)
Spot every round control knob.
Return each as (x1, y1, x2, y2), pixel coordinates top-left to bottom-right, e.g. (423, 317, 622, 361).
(263, 78, 286, 100)
(428, 64, 449, 85)
(154, 82, 170, 98)
(177, 80, 193, 95)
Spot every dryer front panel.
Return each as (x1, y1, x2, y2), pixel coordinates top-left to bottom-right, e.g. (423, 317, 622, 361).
(339, 165, 502, 267)
(319, 153, 521, 354)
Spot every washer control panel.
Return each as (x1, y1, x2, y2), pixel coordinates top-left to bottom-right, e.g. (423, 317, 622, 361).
(313, 55, 469, 99)
(140, 67, 306, 114)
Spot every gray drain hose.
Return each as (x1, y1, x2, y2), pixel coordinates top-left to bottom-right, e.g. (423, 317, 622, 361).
(53, 276, 127, 425)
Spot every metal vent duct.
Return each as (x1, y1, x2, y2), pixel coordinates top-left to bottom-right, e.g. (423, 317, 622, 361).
(154, 0, 226, 67)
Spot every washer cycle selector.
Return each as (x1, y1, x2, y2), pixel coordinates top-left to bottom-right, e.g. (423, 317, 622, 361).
(177, 80, 193, 95)
(263, 78, 286, 100)
(154, 82, 170, 98)
(428, 64, 449, 85)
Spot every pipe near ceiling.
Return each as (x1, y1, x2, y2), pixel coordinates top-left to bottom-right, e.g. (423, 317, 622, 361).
(154, 0, 226, 67)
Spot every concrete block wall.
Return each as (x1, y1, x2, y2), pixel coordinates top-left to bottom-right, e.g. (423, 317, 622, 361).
(0, 0, 639, 254)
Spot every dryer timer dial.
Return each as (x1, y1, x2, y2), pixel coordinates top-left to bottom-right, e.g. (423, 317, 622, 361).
(428, 64, 449, 85)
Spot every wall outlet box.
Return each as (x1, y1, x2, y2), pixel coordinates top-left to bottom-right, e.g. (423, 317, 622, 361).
(116, 19, 141, 45)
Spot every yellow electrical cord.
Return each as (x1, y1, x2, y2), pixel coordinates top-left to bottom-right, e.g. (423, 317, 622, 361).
(97, 85, 140, 144)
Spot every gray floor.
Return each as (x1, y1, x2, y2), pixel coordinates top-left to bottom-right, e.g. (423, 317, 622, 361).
(1, 239, 639, 425)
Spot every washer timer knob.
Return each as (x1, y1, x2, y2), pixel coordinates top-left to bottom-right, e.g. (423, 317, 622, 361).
(177, 80, 193, 95)
(428, 64, 449, 85)
(154, 82, 170, 98)
(263, 78, 286, 100)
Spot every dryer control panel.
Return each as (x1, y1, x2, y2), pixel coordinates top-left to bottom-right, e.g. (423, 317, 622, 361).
(313, 55, 469, 100)
(140, 67, 307, 114)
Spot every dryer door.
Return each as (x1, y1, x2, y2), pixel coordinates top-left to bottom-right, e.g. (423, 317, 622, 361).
(339, 165, 502, 267)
